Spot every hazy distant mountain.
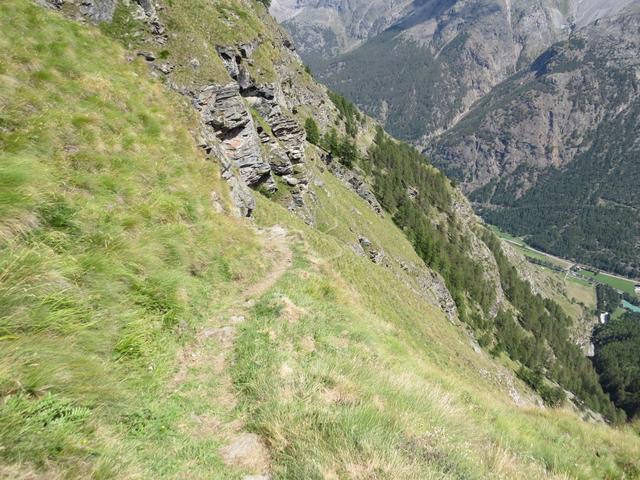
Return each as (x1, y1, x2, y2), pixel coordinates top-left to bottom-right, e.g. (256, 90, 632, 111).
(574, 0, 638, 26)
(274, 0, 572, 141)
(271, 0, 415, 64)
(273, 0, 637, 142)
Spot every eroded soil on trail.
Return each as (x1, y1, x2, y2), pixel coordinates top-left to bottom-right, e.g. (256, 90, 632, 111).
(170, 225, 292, 479)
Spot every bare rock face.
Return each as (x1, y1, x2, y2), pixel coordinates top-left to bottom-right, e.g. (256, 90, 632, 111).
(415, 268, 460, 321)
(79, 0, 118, 22)
(216, 44, 308, 169)
(433, 5, 640, 194)
(208, 42, 317, 214)
(197, 84, 276, 194)
(40, 0, 167, 42)
(38, 0, 118, 21)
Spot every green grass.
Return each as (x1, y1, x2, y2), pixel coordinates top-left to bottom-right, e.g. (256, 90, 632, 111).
(100, 0, 281, 86)
(0, 2, 269, 477)
(244, 166, 640, 479)
(577, 270, 637, 295)
(567, 275, 593, 288)
(612, 307, 627, 320)
(489, 225, 573, 269)
(489, 224, 525, 246)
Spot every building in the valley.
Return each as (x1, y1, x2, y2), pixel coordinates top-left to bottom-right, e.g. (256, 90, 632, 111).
(599, 312, 610, 324)
(635, 284, 640, 295)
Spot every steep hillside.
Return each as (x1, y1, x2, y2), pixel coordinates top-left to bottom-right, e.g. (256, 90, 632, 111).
(332, 1, 568, 142)
(2, 1, 640, 478)
(431, 4, 640, 277)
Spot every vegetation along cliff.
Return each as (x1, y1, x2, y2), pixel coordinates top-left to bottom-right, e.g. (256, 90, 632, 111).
(1, 0, 639, 478)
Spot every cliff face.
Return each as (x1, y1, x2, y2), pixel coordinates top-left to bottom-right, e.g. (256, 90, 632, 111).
(431, 4, 640, 276)
(432, 4, 640, 193)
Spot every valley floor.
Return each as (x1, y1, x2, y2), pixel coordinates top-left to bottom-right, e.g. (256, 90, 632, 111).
(491, 226, 640, 295)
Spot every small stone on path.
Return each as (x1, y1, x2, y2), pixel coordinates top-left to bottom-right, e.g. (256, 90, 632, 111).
(202, 326, 235, 343)
(220, 433, 269, 470)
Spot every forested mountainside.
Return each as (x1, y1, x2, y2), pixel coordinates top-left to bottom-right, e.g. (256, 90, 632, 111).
(273, 0, 635, 143)
(1, 0, 640, 478)
(431, 4, 640, 278)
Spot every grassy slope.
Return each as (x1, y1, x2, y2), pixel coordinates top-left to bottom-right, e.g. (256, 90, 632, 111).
(101, 0, 284, 86)
(246, 152, 640, 479)
(0, 2, 270, 477)
(0, 1, 639, 479)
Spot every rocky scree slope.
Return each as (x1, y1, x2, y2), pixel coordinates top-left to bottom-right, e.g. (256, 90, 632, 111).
(431, 3, 640, 277)
(2, 0, 639, 477)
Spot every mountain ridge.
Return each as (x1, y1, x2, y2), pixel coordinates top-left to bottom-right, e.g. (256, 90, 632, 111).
(273, 0, 639, 141)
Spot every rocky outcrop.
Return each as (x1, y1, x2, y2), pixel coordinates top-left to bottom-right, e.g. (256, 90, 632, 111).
(216, 44, 307, 168)
(351, 235, 459, 320)
(196, 84, 276, 195)
(79, 0, 117, 22)
(321, 153, 383, 215)
(358, 236, 388, 266)
(38, 0, 117, 21)
(205, 42, 317, 214)
(414, 268, 459, 321)
(40, 0, 160, 26)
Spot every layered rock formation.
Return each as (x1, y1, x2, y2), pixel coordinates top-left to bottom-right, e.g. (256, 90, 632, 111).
(45, 0, 318, 217)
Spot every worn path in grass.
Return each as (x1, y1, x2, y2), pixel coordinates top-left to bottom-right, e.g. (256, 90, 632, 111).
(171, 224, 292, 479)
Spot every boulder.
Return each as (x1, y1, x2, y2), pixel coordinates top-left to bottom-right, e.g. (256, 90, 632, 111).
(80, 0, 117, 22)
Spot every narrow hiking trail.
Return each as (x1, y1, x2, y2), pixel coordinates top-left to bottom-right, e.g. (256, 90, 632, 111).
(170, 225, 293, 479)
